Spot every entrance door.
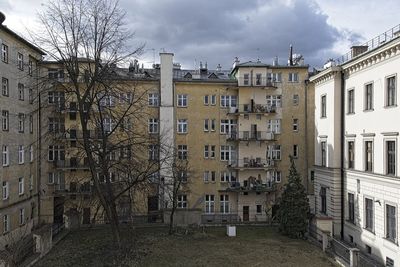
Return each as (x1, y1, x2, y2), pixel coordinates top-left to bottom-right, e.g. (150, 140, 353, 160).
(53, 197, 64, 224)
(243, 206, 249, 222)
(82, 208, 91, 224)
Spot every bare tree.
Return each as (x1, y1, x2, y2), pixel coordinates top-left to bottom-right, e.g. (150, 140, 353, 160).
(30, 0, 162, 246)
(163, 156, 190, 235)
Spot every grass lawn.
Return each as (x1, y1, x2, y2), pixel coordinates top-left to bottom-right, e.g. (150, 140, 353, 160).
(35, 225, 336, 267)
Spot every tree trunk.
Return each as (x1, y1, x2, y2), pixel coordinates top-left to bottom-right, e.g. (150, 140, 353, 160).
(169, 207, 175, 235)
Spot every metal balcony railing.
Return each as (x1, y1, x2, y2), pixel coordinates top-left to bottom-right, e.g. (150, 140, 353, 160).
(64, 129, 103, 140)
(226, 131, 275, 141)
(226, 180, 276, 192)
(227, 159, 275, 169)
(227, 104, 277, 114)
(54, 158, 90, 169)
(237, 77, 278, 88)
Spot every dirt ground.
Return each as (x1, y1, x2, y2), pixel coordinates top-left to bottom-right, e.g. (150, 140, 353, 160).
(35, 225, 337, 267)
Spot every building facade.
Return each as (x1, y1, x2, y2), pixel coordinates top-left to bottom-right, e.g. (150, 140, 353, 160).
(0, 17, 44, 248)
(311, 27, 400, 266)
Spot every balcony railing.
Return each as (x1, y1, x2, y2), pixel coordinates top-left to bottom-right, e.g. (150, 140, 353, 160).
(226, 131, 275, 141)
(227, 159, 275, 169)
(237, 77, 278, 88)
(64, 129, 103, 140)
(225, 180, 276, 192)
(227, 104, 277, 114)
(54, 158, 90, 169)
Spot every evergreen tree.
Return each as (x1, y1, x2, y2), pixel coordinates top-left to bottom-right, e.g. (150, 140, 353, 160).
(277, 156, 309, 238)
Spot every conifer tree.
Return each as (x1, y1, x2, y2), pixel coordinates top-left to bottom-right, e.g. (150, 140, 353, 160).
(278, 156, 309, 238)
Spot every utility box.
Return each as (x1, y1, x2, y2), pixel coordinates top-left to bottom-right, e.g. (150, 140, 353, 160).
(226, 225, 236, 237)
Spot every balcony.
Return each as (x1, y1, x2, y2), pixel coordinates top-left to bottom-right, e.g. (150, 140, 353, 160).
(64, 129, 103, 140)
(227, 104, 277, 114)
(226, 131, 275, 141)
(221, 180, 276, 193)
(54, 157, 90, 170)
(227, 158, 275, 169)
(237, 77, 277, 88)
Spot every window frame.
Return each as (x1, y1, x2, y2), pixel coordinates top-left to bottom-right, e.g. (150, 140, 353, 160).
(385, 75, 397, 107)
(177, 94, 188, 107)
(321, 94, 327, 118)
(364, 197, 374, 232)
(347, 88, 355, 114)
(364, 82, 374, 111)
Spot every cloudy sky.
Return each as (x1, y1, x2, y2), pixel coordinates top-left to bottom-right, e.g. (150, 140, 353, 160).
(1, 0, 399, 69)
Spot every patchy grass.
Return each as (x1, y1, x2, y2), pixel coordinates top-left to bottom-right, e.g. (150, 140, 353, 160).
(35, 225, 336, 267)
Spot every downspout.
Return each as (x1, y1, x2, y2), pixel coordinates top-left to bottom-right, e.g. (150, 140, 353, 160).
(340, 71, 345, 240)
(37, 88, 42, 224)
(304, 79, 309, 192)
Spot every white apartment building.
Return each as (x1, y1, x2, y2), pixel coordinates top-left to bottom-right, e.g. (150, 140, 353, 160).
(311, 26, 400, 266)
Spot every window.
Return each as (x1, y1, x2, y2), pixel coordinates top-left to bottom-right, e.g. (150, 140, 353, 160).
(266, 95, 282, 108)
(293, 145, 299, 158)
(386, 257, 394, 267)
(28, 59, 33, 76)
(211, 95, 216, 105)
(220, 145, 235, 161)
(2, 110, 9, 131)
(365, 198, 374, 231)
(17, 53, 24, 70)
(148, 118, 159, 133)
(204, 145, 209, 158)
(179, 171, 187, 183)
(177, 119, 188, 133)
(386, 141, 396, 175)
(270, 170, 281, 183)
(2, 146, 9, 166)
(386, 204, 396, 242)
(203, 171, 209, 182)
(3, 215, 9, 233)
(267, 119, 281, 134)
(148, 93, 159, 106)
(2, 77, 8, 96)
(255, 73, 262, 85)
(321, 95, 327, 118)
(18, 177, 24, 195)
(48, 145, 65, 161)
(2, 181, 9, 200)
(293, 94, 299, 105)
(177, 94, 187, 107)
(320, 187, 327, 214)
(210, 145, 215, 159)
(18, 83, 24, 100)
(205, 194, 215, 213)
(387, 76, 396, 107)
(256, 205, 262, 214)
(366, 245, 372, 254)
(28, 88, 33, 104)
(348, 89, 355, 114)
(1, 44, 8, 63)
(177, 195, 187, 208)
(220, 95, 237, 108)
(211, 119, 216, 131)
(293, 118, 299, 131)
(178, 145, 188, 160)
(220, 195, 229, 213)
(204, 119, 209, 131)
(103, 117, 114, 133)
(220, 119, 236, 134)
(18, 145, 24, 164)
(268, 72, 282, 82)
(220, 171, 236, 182)
(365, 141, 373, 171)
(348, 193, 355, 223)
(148, 145, 159, 161)
(243, 73, 249, 85)
(48, 91, 65, 108)
(365, 83, 373, 110)
(204, 95, 209, 105)
(18, 113, 25, 132)
(48, 117, 65, 133)
(267, 145, 281, 160)
(19, 209, 25, 225)
(348, 141, 355, 169)
(288, 72, 298, 82)
(29, 115, 33, 133)
(321, 141, 327, 167)
(30, 145, 34, 162)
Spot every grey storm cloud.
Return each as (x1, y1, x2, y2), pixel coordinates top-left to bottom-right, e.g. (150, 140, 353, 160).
(121, 0, 352, 69)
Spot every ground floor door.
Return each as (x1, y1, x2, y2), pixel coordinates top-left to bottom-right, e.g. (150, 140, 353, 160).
(83, 208, 91, 224)
(243, 206, 249, 222)
(148, 196, 159, 222)
(53, 197, 65, 224)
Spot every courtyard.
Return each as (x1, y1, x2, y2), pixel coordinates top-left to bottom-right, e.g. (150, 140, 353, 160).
(34, 226, 336, 267)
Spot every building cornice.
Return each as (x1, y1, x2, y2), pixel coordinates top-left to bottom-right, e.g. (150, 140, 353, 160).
(342, 38, 400, 76)
(309, 66, 341, 85)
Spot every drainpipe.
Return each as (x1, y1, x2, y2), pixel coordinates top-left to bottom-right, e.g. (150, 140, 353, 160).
(304, 79, 309, 192)
(340, 71, 345, 240)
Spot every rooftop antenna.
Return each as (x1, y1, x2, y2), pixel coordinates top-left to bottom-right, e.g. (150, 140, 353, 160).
(256, 48, 260, 62)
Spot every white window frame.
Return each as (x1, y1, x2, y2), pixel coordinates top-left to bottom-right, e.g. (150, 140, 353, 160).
(267, 119, 281, 134)
(148, 93, 159, 107)
(177, 195, 187, 208)
(385, 203, 397, 243)
(17, 52, 24, 70)
(293, 94, 299, 105)
(18, 83, 24, 101)
(19, 208, 25, 225)
(266, 95, 282, 108)
(3, 214, 9, 233)
(2, 77, 9, 96)
(177, 119, 188, 133)
(177, 94, 187, 107)
(18, 113, 25, 132)
(18, 145, 25, 164)
(293, 118, 299, 131)
(204, 95, 209, 105)
(288, 72, 298, 82)
(211, 95, 216, 105)
(148, 118, 159, 134)
(293, 144, 299, 158)
(220, 194, 230, 214)
(205, 194, 215, 214)
(18, 177, 24, 195)
(177, 145, 188, 160)
(386, 75, 397, 107)
(204, 145, 209, 158)
(2, 145, 9, 166)
(365, 197, 374, 232)
(204, 119, 209, 132)
(2, 181, 9, 200)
